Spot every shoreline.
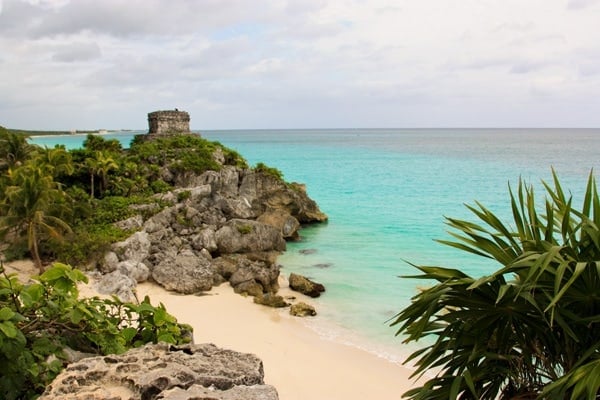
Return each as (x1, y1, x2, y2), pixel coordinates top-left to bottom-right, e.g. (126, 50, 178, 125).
(28, 130, 140, 138)
(135, 279, 421, 400)
(5, 260, 422, 399)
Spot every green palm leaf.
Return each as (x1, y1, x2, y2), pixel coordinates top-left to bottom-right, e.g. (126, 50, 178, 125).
(393, 170, 600, 399)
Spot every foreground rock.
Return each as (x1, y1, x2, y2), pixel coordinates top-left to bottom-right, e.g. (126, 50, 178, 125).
(288, 273, 326, 298)
(40, 343, 279, 400)
(290, 302, 317, 317)
(253, 293, 289, 308)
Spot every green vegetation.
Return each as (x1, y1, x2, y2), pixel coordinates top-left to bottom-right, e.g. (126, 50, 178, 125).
(0, 126, 33, 171)
(237, 224, 253, 234)
(392, 171, 600, 399)
(254, 162, 284, 180)
(0, 131, 249, 267)
(129, 134, 247, 175)
(0, 262, 191, 400)
(0, 163, 73, 273)
(0, 127, 305, 398)
(0, 129, 249, 398)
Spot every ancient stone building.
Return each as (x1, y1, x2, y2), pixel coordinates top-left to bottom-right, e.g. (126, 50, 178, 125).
(147, 110, 190, 135)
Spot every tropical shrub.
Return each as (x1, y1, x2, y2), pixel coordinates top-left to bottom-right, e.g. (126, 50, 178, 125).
(0, 128, 32, 170)
(0, 262, 192, 400)
(0, 162, 73, 272)
(254, 162, 284, 180)
(391, 171, 600, 400)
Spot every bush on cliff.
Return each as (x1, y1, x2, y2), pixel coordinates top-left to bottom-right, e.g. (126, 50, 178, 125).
(129, 134, 247, 175)
(0, 262, 192, 400)
(392, 171, 600, 399)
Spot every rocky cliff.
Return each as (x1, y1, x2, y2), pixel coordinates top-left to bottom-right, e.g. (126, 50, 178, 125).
(94, 157, 327, 302)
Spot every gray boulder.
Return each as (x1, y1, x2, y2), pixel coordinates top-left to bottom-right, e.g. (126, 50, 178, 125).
(290, 302, 317, 317)
(239, 171, 328, 224)
(229, 258, 280, 294)
(288, 273, 326, 298)
(257, 209, 300, 239)
(113, 214, 144, 231)
(117, 260, 150, 283)
(191, 228, 218, 252)
(40, 343, 279, 400)
(113, 231, 151, 263)
(253, 293, 289, 308)
(152, 250, 217, 294)
(100, 251, 119, 273)
(93, 270, 138, 302)
(215, 219, 286, 254)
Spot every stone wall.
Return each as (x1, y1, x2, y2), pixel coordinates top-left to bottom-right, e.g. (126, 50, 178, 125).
(148, 110, 190, 134)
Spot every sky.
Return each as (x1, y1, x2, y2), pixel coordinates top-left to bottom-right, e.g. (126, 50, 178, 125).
(1, 0, 600, 130)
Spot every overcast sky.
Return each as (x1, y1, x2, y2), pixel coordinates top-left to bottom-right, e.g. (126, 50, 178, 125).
(1, 0, 600, 130)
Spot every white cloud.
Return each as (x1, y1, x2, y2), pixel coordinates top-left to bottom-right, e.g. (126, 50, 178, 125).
(0, 0, 599, 129)
(567, 0, 600, 10)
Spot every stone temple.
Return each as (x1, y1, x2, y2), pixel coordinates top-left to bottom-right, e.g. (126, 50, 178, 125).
(147, 109, 191, 135)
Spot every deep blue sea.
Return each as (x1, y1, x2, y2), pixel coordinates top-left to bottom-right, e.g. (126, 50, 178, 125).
(30, 129, 600, 362)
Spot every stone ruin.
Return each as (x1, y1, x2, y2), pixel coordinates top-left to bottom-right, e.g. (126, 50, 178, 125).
(147, 109, 191, 135)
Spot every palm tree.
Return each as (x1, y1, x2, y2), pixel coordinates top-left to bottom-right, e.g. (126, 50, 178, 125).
(32, 146, 74, 178)
(0, 128, 32, 170)
(391, 170, 600, 400)
(0, 163, 72, 272)
(85, 151, 119, 198)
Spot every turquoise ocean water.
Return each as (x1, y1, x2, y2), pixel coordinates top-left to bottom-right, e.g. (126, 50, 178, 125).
(30, 129, 600, 363)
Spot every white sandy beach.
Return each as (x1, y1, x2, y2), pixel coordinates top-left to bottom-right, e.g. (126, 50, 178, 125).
(5, 260, 420, 400)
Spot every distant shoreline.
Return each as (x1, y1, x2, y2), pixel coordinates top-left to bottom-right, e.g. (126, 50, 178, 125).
(10, 129, 138, 137)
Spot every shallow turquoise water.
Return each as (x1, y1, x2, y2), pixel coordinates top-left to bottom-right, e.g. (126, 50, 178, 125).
(30, 128, 600, 361)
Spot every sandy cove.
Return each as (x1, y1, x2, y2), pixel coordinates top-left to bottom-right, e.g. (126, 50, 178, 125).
(5, 260, 420, 400)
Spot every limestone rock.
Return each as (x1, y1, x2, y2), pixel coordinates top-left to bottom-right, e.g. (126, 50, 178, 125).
(290, 302, 317, 317)
(159, 384, 279, 400)
(112, 231, 151, 263)
(117, 260, 150, 283)
(233, 281, 264, 297)
(239, 172, 328, 224)
(191, 228, 218, 252)
(228, 258, 280, 294)
(93, 271, 137, 302)
(215, 219, 286, 254)
(152, 251, 217, 294)
(100, 251, 119, 273)
(173, 184, 212, 202)
(288, 273, 326, 298)
(99, 146, 327, 304)
(113, 214, 144, 231)
(253, 293, 289, 308)
(217, 196, 255, 219)
(40, 343, 278, 400)
(257, 209, 300, 239)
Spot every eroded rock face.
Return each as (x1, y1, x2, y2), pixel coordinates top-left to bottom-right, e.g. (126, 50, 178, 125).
(215, 219, 286, 254)
(99, 155, 327, 299)
(152, 250, 218, 294)
(40, 343, 279, 400)
(257, 209, 301, 239)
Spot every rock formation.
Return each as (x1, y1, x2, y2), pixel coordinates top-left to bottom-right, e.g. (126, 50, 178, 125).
(95, 156, 327, 303)
(40, 343, 279, 400)
(288, 273, 326, 298)
(290, 302, 317, 317)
